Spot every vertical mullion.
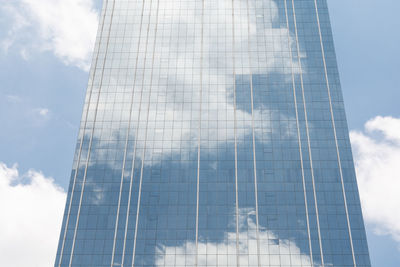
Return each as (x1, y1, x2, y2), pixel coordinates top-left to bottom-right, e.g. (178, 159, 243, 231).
(130, 0, 154, 263)
(195, 0, 204, 266)
(110, 5, 131, 266)
(231, 0, 240, 266)
(245, 0, 260, 266)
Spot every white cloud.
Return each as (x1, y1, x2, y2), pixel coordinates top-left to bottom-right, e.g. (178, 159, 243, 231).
(2, 0, 99, 71)
(37, 108, 50, 117)
(30, 108, 51, 126)
(0, 162, 66, 267)
(350, 116, 400, 247)
(19, 47, 29, 61)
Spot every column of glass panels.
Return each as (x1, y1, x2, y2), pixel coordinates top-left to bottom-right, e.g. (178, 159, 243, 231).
(197, 0, 238, 266)
(74, 1, 131, 265)
(56, 1, 118, 266)
(233, 0, 259, 266)
(131, 0, 199, 265)
(285, 0, 326, 265)
(290, 0, 355, 266)
(108, 0, 147, 266)
(314, 1, 370, 266)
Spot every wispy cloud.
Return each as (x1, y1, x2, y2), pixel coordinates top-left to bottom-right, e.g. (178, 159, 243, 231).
(19, 47, 29, 61)
(1, 0, 99, 71)
(37, 108, 50, 117)
(0, 162, 66, 267)
(350, 116, 400, 248)
(5, 94, 22, 104)
(30, 108, 51, 126)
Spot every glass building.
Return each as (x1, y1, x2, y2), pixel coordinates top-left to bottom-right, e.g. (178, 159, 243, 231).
(55, 0, 371, 266)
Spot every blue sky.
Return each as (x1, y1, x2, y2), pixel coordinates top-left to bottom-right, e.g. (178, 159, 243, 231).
(0, 0, 399, 266)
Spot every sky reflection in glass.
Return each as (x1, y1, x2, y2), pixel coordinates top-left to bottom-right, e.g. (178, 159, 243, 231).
(55, 0, 370, 266)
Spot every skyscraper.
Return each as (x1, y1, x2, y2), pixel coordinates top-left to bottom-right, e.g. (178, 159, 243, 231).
(55, 0, 371, 266)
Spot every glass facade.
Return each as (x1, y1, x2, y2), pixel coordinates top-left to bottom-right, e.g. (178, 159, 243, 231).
(55, 0, 370, 266)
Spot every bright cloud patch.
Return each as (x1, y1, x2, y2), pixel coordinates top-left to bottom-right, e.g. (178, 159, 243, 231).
(2, 0, 99, 71)
(350, 116, 400, 246)
(37, 108, 50, 117)
(0, 162, 66, 267)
